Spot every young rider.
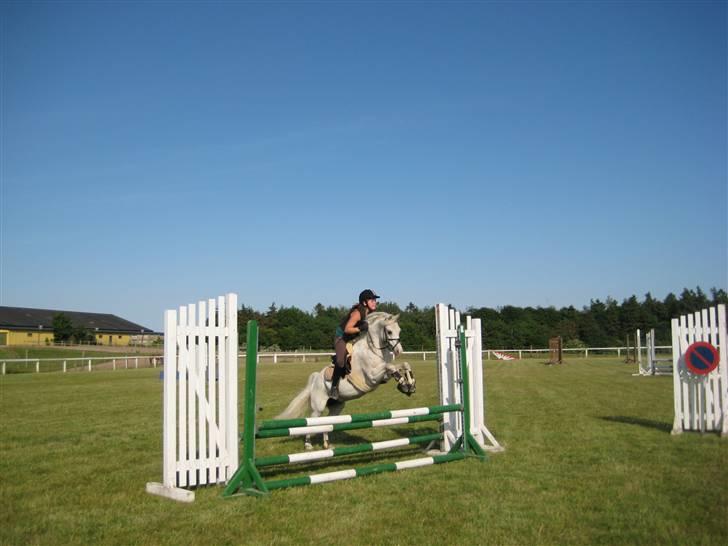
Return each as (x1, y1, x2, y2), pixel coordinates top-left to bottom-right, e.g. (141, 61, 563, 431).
(330, 289, 380, 399)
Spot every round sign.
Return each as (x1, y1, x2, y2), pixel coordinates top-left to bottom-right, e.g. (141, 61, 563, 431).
(684, 342, 720, 375)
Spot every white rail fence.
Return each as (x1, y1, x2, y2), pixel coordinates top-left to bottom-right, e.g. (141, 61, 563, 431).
(1, 345, 671, 375)
(1, 355, 164, 374)
(251, 346, 671, 362)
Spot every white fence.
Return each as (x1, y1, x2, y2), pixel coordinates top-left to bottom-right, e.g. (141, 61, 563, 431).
(257, 346, 670, 362)
(435, 303, 503, 452)
(254, 346, 667, 363)
(146, 293, 239, 502)
(671, 304, 727, 436)
(2, 345, 672, 375)
(1, 355, 163, 374)
(635, 328, 673, 376)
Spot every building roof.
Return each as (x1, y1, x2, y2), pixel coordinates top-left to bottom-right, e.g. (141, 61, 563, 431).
(0, 306, 154, 334)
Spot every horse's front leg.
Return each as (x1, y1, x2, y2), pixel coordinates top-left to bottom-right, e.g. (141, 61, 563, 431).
(380, 362, 416, 395)
(374, 362, 399, 382)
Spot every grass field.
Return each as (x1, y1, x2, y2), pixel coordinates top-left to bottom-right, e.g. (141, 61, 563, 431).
(1, 357, 726, 545)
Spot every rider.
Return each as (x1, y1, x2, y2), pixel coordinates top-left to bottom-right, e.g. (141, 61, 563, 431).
(330, 289, 380, 399)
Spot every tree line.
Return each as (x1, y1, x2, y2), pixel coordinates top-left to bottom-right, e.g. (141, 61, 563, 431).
(237, 287, 727, 352)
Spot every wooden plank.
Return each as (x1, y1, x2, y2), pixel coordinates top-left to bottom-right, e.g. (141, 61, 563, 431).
(719, 305, 728, 435)
(197, 300, 208, 484)
(162, 309, 177, 488)
(178, 305, 188, 487)
(187, 303, 198, 487)
(207, 298, 217, 483)
(671, 318, 682, 434)
(224, 293, 239, 481)
(708, 306, 719, 430)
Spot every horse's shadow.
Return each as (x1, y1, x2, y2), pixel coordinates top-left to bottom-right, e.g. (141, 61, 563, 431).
(600, 415, 672, 433)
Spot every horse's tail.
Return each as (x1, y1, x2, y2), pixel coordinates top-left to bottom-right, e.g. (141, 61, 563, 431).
(275, 372, 317, 420)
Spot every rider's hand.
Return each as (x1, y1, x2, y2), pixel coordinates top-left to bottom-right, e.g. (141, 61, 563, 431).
(356, 320, 369, 332)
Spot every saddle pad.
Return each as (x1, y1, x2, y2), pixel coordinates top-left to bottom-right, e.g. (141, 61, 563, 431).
(323, 364, 372, 393)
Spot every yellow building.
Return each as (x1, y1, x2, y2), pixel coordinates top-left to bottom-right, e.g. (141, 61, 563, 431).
(0, 306, 155, 346)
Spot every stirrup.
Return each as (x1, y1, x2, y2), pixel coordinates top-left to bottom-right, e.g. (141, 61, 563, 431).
(329, 384, 339, 400)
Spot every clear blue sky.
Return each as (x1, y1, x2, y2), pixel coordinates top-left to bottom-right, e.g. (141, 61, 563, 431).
(1, 1, 726, 331)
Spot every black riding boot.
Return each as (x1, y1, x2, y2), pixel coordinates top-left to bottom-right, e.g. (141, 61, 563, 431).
(330, 365, 344, 399)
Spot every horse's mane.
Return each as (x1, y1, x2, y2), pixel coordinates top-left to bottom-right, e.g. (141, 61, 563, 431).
(348, 312, 394, 343)
(348, 312, 396, 347)
(365, 312, 394, 325)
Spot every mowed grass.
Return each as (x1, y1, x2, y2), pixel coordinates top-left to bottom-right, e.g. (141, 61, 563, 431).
(1, 357, 727, 546)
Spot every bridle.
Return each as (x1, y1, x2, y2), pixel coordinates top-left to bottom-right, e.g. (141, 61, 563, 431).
(367, 324, 401, 354)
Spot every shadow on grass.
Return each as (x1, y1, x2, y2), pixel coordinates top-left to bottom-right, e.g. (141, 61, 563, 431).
(600, 415, 672, 433)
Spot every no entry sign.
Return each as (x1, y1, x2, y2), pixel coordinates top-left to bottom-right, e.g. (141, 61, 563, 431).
(684, 342, 720, 375)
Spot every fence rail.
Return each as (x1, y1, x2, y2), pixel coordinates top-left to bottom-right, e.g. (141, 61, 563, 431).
(251, 346, 674, 363)
(1, 355, 163, 374)
(2, 345, 672, 375)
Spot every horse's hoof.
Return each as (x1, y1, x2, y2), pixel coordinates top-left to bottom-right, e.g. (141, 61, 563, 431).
(304, 442, 313, 451)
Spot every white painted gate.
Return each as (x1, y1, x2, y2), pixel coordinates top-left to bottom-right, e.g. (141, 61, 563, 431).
(635, 328, 673, 376)
(146, 293, 239, 502)
(435, 303, 503, 452)
(671, 304, 727, 436)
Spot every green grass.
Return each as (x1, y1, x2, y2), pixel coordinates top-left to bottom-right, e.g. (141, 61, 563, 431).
(1, 358, 726, 545)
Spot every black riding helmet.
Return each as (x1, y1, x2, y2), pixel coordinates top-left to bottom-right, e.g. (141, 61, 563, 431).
(359, 289, 380, 304)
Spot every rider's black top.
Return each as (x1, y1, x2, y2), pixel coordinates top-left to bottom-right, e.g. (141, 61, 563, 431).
(336, 304, 368, 342)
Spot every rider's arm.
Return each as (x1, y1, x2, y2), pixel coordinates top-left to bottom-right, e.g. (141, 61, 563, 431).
(344, 310, 362, 335)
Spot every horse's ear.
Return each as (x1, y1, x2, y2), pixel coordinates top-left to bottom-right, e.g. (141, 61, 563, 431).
(389, 314, 400, 323)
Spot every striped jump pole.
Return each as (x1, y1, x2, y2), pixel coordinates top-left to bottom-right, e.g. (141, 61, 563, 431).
(263, 452, 465, 491)
(256, 413, 444, 439)
(255, 432, 443, 467)
(258, 403, 461, 430)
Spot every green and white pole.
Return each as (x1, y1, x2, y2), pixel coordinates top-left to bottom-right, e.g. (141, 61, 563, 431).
(255, 432, 443, 467)
(256, 413, 444, 439)
(258, 404, 461, 430)
(262, 452, 466, 491)
(455, 324, 487, 459)
(223, 320, 268, 497)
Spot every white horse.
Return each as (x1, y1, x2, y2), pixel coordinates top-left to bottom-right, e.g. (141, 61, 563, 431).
(275, 312, 416, 450)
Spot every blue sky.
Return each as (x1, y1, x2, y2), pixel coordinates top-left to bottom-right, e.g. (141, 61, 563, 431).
(1, 1, 726, 331)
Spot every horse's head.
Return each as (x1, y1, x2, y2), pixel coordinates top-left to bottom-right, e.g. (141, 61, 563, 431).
(367, 312, 404, 357)
(362, 312, 415, 396)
